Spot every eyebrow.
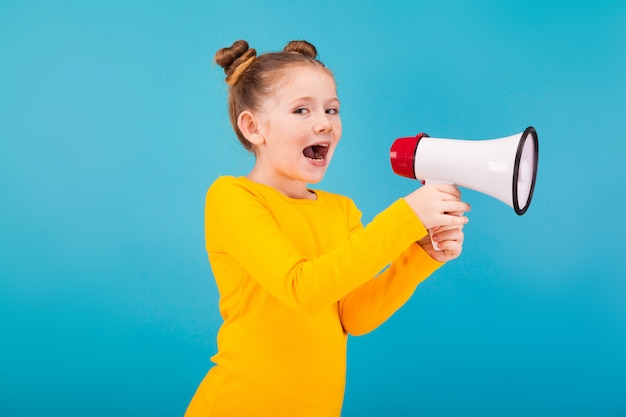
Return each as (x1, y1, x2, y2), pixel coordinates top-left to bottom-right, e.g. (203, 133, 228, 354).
(290, 96, 340, 105)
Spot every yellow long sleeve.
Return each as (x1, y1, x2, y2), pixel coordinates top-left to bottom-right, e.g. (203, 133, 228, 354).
(340, 242, 442, 336)
(185, 176, 443, 416)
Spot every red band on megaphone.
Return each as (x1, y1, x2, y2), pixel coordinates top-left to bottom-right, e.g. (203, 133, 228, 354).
(389, 133, 429, 179)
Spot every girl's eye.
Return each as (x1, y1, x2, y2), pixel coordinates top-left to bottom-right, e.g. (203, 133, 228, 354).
(326, 108, 339, 115)
(294, 108, 309, 115)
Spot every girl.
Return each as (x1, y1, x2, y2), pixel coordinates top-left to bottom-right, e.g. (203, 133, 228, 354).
(185, 39, 470, 416)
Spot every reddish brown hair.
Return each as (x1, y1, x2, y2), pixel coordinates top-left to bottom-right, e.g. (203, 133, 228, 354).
(214, 40, 333, 151)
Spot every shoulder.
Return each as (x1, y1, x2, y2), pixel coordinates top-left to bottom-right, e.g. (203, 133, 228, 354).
(205, 176, 284, 220)
(204, 176, 274, 233)
(206, 175, 259, 200)
(205, 176, 256, 212)
(207, 175, 243, 193)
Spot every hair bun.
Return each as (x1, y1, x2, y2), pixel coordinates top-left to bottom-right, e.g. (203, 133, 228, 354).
(283, 40, 318, 59)
(214, 40, 257, 86)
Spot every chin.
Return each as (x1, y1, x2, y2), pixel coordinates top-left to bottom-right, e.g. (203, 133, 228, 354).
(299, 157, 333, 184)
(305, 176, 325, 185)
(303, 170, 327, 185)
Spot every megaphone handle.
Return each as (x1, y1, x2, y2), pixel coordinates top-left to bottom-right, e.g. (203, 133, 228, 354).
(424, 178, 457, 251)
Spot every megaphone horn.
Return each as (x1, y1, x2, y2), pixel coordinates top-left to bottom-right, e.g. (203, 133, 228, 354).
(390, 126, 539, 215)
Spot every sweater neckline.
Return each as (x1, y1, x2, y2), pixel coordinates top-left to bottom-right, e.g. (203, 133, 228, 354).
(237, 176, 322, 205)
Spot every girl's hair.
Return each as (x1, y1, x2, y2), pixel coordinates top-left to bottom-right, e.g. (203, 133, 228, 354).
(214, 39, 333, 151)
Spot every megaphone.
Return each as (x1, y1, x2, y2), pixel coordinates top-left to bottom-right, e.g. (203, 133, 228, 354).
(390, 126, 539, 215)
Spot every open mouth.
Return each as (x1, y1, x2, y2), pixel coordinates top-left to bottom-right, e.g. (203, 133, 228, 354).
(303, 143, 330, 161)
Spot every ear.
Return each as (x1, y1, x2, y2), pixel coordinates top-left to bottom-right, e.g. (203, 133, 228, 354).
(237, 111, 265, 146)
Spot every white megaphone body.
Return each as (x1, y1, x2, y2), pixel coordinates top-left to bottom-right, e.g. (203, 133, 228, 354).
(390, 127, 539, 249)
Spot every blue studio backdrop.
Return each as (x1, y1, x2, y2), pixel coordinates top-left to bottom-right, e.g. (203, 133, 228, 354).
(1, 1, 625, 416)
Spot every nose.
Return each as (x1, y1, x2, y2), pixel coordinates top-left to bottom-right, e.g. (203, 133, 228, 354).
(314, 111, 333, 133)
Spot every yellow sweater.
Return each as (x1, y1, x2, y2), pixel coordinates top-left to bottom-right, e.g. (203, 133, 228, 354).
(185, 176, 443, 416)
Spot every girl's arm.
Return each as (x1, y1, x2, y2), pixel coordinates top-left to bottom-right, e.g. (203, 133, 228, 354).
(205, 178, 429, 314)
(338, 242, 443, 336)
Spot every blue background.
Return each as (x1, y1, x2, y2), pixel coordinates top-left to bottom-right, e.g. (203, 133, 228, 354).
(1, 1, 625, 416)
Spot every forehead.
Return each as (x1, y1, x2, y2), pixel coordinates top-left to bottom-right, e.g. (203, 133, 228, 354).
(273, 65, 337, 99)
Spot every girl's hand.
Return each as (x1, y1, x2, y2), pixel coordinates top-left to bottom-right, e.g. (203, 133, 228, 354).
(417, 216, 466, 262)
(404, 184, 470, 230)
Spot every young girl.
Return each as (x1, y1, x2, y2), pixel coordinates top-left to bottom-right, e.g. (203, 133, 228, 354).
(185, 39, 470, 416)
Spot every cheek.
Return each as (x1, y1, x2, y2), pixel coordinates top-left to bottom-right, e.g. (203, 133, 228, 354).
(333, 119, 342, 139)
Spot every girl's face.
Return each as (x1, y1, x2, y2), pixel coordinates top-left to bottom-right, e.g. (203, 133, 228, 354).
(244, 65, 342, 199)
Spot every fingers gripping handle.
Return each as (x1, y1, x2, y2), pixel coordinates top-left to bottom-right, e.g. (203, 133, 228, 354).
(424, 178, 458, 251)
